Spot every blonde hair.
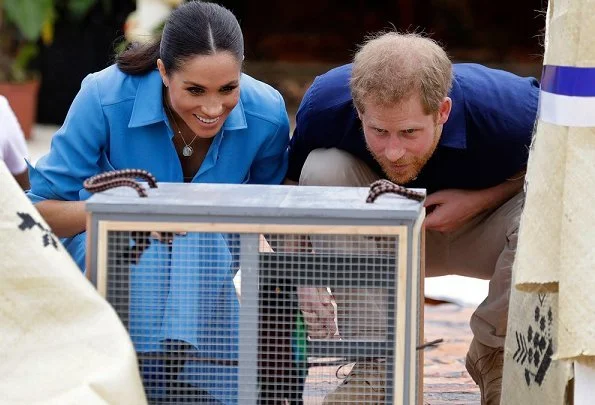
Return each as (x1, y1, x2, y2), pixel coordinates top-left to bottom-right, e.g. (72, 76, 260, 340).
(351, 32, 453, 114)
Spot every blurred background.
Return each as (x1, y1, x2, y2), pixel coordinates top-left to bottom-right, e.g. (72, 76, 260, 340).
(1, 0, 546, 129)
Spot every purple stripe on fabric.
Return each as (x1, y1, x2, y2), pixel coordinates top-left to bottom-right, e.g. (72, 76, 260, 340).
(541, 65, 595, 97)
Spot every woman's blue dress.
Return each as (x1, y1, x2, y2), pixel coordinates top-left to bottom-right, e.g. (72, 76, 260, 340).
(130, 232, 239, 404)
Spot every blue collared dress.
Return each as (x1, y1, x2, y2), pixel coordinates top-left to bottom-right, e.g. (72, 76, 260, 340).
(27, 65, 290, 404)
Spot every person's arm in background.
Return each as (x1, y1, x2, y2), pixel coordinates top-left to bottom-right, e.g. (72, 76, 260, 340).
(27, 73, 108, 237)
(0, 96, 30, 190)
(12, 170, 30, 190)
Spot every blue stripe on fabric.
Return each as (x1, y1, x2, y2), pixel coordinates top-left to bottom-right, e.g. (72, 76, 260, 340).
(541, 65, 595, 97)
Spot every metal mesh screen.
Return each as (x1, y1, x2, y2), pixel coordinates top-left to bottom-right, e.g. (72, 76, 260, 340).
(104, 230, 402, 404)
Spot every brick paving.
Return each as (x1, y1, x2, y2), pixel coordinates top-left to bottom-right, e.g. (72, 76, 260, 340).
(423, 304, 480, 404)
(302, 303, 481, 404)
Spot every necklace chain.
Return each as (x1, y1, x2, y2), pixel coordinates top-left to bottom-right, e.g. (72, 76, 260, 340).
(163, 91, 198, 157)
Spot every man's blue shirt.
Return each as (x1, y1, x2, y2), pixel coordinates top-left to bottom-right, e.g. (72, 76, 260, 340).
(288, 63, 539, 193)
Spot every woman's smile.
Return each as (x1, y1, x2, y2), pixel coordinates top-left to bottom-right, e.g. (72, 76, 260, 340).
(194, 113, 221, 125)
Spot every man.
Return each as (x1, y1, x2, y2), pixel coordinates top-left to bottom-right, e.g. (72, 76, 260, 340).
(287, 32, 539, 404)
(0, 95, 30, 190)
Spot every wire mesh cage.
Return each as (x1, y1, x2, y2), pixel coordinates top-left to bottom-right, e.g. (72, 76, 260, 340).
(85, 182, 425, 404)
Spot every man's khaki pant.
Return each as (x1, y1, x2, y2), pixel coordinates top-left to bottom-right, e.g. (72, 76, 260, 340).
(300, 148, 523, 349)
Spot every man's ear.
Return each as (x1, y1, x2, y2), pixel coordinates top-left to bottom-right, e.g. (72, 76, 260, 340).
(157, 59, 169, 87)
(355, 107, 363, 121)
(437, 97, 452, 125)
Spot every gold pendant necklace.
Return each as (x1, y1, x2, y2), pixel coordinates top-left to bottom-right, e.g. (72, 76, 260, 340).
(164, 93, 198, 157)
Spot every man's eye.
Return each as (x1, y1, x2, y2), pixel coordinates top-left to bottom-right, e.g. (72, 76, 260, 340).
(374, 127, 387, 134)
(404, 128, 416, 134)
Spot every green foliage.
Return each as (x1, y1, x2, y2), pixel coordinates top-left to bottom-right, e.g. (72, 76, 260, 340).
(0, 0, 106, 82)
(3, 0, 54, 41)
(11, 43, 38, 82)
(66, 0, 101, 19)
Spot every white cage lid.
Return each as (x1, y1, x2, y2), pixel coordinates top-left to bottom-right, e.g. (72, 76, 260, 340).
(85, 183, 425, 221)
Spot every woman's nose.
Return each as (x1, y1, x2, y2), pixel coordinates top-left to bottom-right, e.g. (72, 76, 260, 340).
(200, 102, 224, 117)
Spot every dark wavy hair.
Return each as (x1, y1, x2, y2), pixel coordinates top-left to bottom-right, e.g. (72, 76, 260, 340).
(115, 1, 244, 75)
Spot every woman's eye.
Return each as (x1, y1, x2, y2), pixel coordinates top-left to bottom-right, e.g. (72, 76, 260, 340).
(220, 86, 238, 93)
(188, 87, 204, 95)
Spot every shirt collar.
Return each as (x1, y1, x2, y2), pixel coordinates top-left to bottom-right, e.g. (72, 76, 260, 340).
(439, 74, 467, 149)
(128, 70, 166, 128)
(128, 69, 248, 131)
(221, 98, 247, 130)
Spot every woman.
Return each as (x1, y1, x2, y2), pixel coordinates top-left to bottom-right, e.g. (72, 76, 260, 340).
(27, 2, 290, 403)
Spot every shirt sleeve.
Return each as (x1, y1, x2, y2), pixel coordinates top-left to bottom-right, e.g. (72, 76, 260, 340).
(0, 97, 28, 175)
(463, 72, 539, 184)
(286, 81, 326, 182)
(27, 73, 109, 204)
(247, 92, 290, 185)
(488, 82, 538, 181)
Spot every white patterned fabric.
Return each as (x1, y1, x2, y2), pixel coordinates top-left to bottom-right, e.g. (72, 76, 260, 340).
(505, 0, 595, 402)
(0, 161, 147, 405)
(502, 290, 573, 404)
(513, 0, 595, 361)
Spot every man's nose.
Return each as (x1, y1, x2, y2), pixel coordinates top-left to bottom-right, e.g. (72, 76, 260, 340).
(385, 136, 406, 161)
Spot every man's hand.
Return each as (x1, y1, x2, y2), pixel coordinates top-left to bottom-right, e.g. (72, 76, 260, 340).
(424, 172, 525, 233)
(424, 189, 489, 233)
(298, 287, 337, 339)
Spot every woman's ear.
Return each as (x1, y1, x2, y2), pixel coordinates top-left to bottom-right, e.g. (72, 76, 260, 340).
(157, 59, 169, 87)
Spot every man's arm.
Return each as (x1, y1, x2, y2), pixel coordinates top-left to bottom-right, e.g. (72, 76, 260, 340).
(425, 68, 536, 232)
(424, 170, 525, 233)
(477, 170, 525, 211)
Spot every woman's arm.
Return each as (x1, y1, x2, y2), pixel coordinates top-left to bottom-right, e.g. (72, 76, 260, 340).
(35, 200, 86, 238)
(27, 73, 108, 238)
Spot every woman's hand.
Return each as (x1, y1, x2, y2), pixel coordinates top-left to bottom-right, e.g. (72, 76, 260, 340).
(149, 231, 187, 244)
